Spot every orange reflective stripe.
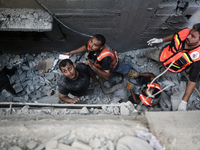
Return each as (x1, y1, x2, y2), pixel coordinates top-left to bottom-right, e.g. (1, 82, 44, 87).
(96, 47, 118, 70)
(98, 51, 114, 60)
(139, 94, 151, 106)
(147, 83, 161, 90)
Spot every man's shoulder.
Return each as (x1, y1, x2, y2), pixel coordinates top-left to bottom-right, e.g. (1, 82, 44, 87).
(193, 60, 200, 67)
(76, 63, 87, 69)
(58, 75, 68, 84)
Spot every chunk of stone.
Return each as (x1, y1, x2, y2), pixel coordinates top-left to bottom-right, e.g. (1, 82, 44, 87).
(89, 138, 101, 148)
(45, 140, 58, 150)
(57, 143, 78, 150)
(13, 83, 23, 93)
(34, 56, 55, 73)
(120, 101, 136, 116)
(71, 140, 92, 150)
(26, 141, 37, 150)
(20, 105, 29, 114)
(160, 80, 175, 87)
(13, 97, 22, 102)
(13, 55, 20, 63)
(45, 73, 54, 81)
(9, 74, 19, 84)
(80, 107, 89, 115)
(20, 72, 27, 82)
(9, 146, 22, 150)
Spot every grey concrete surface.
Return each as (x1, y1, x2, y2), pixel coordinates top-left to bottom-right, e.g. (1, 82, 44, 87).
(1, 0, 200, 53)
(146, 111, 200, 150)
(0, 8, 52, 31)
(0, 113, 149, 150)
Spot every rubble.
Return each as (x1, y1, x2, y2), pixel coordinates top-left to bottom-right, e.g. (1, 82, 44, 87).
(0, 8, 53, 31)
(0, 48, 199, 111)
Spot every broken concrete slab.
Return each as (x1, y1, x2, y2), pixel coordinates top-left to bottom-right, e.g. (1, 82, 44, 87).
(0, 8, 53, 31)
(146, 111, 200, 150)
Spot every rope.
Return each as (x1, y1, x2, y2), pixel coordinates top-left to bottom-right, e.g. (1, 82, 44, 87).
(35, 0, 92, 38)
(137, 60, 175, 111)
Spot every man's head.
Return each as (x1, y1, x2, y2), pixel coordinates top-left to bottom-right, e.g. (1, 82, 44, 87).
(186, 23, 200, 47)
(142, 87, 161, 99)
(88, 34, 106, 52)
(59, 59, 79, 80)
(142, 82, 161, 99)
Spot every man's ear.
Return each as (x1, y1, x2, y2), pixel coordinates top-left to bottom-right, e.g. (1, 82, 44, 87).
(100, 45, 104, 51)
(73, 63, 76, 68)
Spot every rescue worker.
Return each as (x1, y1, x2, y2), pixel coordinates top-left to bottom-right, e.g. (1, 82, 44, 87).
(58, 59, 98, 104)
(146, 23, 200, 111)
(127, 72, 161, 107)
(127, 72, 171, 110)
(64, 34, 133, 80)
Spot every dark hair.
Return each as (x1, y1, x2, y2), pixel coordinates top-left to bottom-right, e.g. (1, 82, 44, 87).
(142, 87, 161, 99)
(59, 59, 73, 70)
(192, 23, 200, 38)
(93, 34, 106, 46)
(153, 88, 161, 99)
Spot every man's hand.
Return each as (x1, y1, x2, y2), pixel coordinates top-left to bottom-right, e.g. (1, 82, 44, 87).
(64, 52, 73, 57)
(84, 60, 93, 67)
(71, 97, 79, 104)
(177, 100, 187, 111)
(147, 38, 163, 46)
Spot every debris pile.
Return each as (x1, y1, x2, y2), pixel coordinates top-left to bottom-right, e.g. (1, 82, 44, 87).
(0, 8, 52, 31)
(0, 48, 200, 111)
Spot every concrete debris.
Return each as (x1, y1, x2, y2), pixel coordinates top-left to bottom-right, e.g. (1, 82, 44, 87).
(0, 49, 199, 112)
(0, 8, 53, 31)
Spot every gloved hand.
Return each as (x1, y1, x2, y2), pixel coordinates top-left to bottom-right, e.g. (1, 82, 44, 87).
(128, 72, 139, 78)
(147, 38, 163, 46)
(177, 100, 187, 111)
(126, 82, 133, 90)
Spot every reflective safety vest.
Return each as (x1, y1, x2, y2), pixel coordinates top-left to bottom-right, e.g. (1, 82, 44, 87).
(87, 40, 119, 70)
(139, 82, 162, 107)
(160, 28, 200, 72)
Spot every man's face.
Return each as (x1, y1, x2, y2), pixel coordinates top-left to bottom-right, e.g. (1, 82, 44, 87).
(186, 29, 200, 47)
(88, 37, 103, 52)
(60, 63, 78, 80)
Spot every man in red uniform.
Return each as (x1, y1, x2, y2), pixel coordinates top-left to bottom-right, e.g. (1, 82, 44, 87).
(146, 23, 200, 111)
(65, 34, 133, 81)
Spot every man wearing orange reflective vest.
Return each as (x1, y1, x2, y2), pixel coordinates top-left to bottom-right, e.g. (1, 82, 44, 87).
(126, 72, 171, 111)
(145, 23, 200, 111)
(64, 34, 133, 81)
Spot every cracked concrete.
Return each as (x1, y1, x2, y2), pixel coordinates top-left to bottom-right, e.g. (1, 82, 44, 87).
(0, 8, 53, 31)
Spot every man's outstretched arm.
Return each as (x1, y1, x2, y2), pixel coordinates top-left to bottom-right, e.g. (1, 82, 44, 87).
(64, 45, 87, 57)
(59, 93, 79, 104)
(85, 60, 110, 80)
